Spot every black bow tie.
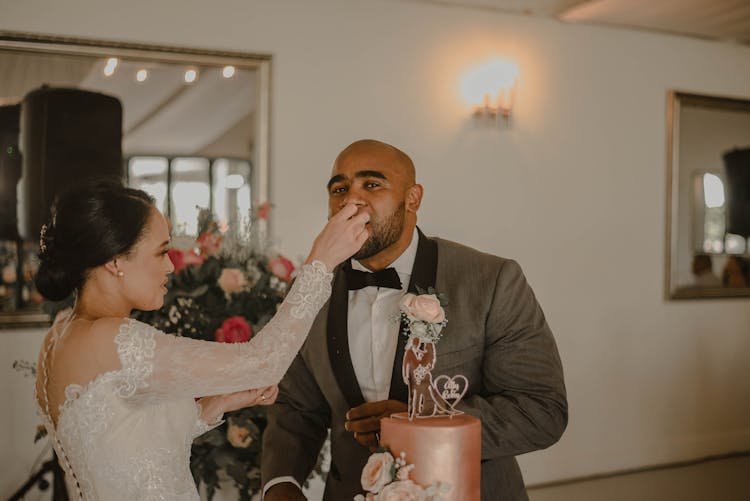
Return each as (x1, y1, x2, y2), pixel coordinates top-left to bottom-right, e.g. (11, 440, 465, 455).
(345, 266, 402, 291)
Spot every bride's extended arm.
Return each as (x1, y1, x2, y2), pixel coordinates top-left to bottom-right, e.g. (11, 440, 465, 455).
(116, 204, 369, 400)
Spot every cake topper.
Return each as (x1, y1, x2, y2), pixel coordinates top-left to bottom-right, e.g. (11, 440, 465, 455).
(398, 288, 466, 419)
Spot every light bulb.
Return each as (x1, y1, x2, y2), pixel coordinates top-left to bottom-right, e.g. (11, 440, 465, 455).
(184, 69, 198, 83)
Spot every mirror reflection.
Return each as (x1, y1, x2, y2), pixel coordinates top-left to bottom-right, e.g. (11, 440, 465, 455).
(0, 35, 269, 325)
(667, 91, 750, 298)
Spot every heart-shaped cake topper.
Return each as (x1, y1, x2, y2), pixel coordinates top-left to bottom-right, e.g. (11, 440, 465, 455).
(432, 374, 468, 413)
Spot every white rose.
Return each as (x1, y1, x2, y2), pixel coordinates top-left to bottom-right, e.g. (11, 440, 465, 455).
(361, 451, 395, 494)
(378, 480, 426, 501)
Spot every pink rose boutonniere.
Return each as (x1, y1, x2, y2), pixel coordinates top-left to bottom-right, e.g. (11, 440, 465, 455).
(399, 286, 448, 343)
(214, 316, 252, 343)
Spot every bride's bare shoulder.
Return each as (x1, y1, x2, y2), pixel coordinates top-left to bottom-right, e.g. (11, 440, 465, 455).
(58, 317, 129, 357)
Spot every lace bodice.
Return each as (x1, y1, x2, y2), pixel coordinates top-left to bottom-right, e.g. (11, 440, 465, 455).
(36, 261, 332, 500)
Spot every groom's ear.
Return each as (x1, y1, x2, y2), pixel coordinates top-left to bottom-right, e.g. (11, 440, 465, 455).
(406, 184, 423, 213)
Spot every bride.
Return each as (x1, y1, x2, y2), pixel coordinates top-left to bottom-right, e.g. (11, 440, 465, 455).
(34, 181, 369, 500)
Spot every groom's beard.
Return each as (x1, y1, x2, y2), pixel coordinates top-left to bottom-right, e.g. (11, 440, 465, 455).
(353, 202, 406, 261)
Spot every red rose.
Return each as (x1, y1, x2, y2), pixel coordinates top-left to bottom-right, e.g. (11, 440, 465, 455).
(268, 256, 295, 282)
(256, 202, 272, 221)
(215, 316, 252, 343)
(197, 232, 223, 257)
(169, 248, 205, 273)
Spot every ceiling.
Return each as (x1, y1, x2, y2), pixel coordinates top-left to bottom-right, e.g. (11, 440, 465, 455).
(404, 0, 750, 44)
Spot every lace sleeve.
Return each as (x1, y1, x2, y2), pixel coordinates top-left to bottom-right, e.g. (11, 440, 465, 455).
(116, 261, 332, 399)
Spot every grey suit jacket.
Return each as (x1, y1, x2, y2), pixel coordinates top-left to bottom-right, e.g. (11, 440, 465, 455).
(262, 230, 567, 501)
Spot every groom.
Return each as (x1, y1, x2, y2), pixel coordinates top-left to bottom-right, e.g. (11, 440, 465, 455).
(262, 139, 567, 501)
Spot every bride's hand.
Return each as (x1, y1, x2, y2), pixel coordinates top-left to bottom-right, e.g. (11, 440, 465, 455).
(198, 386, 279, 423)
(305, 203, 370, 271)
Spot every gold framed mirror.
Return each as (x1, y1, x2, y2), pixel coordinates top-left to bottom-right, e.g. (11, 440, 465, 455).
(666, 91, 750, 299)
(0, 32, 271, 327)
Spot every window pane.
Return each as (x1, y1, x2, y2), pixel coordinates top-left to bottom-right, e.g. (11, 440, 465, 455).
(725, 233, 747, 255)
(128, 157, 168, 214)
(212, 158, 252, 235)
(171, 157, 210, 236)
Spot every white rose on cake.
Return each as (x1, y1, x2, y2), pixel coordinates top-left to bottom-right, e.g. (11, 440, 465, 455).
(361, 451, 395, 494)
(378, 479, 427, 501)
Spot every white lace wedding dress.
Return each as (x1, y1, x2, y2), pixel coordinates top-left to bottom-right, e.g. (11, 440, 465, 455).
(36, 261, 332, 500)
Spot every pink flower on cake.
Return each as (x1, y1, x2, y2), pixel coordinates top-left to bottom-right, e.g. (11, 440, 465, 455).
(361, 451, 395, 494)
(196, 231, 223, 256)
(215, 316, 252, 343)
(268, 256, 295, 282)
(378, 480, 427, 501)
(217, 268, 247, 295)
(400, 293, 445, 323)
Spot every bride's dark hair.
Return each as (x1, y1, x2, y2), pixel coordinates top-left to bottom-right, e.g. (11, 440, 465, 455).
(35, 180, 155, 301)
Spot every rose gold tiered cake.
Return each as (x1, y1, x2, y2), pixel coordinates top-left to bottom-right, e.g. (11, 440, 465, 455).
(380, 412, 481, 501)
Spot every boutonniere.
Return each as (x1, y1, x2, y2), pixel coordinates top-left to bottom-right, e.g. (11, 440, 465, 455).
(399, 286, 448, 343)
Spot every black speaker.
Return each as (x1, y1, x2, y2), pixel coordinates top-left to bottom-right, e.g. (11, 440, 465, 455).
(18, 86, 123, 240)
(723, 147, 750, 238)
(0, 104, 22, 240)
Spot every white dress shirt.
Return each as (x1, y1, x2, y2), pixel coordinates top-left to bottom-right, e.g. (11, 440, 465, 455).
(348, 228, 418, 401)
(263, 228, 418, 498)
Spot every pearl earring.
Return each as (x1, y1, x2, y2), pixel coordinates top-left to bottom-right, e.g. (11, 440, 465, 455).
(117, 271, 125, 277)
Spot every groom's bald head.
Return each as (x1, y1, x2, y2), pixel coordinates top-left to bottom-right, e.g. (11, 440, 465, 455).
(326, 139, 423, 269)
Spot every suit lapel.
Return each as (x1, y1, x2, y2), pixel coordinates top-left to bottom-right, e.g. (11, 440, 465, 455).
(388, 228, 438, 402)
(327, 262, 366, 409)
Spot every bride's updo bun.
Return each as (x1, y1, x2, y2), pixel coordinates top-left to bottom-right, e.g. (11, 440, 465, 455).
(35, 180, 155, 301)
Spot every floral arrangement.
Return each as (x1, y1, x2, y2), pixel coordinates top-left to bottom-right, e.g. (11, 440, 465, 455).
(131, 205, 325, 500)
(354, 447, 450, 501)
(0, 240, 43, 311)
(398, 286, 448, 343)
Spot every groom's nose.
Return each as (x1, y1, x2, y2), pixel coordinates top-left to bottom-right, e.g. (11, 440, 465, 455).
(341, 194, 366, 208)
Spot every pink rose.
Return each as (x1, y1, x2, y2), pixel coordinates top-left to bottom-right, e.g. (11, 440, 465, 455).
(168, 249, 204, 273)
(197, 231, 223, 257)
(2, 265, 16, 284)
(215, 316, 252, 343)
(268, 256, 295, 282)
(226, 420, 253, 448)
(217, 268, 247, 294)
(361, 451, 395, 494)
(400, 293, 445, 323)
(256, 202, 271, 221)
(378, 480, 426, 501)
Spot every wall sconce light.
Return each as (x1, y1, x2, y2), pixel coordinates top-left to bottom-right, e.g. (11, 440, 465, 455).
(460, 58, 519, 125)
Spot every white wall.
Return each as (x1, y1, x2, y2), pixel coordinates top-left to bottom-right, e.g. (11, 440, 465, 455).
(2, 0, 750, 494)
(1, 327, 47, 498)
